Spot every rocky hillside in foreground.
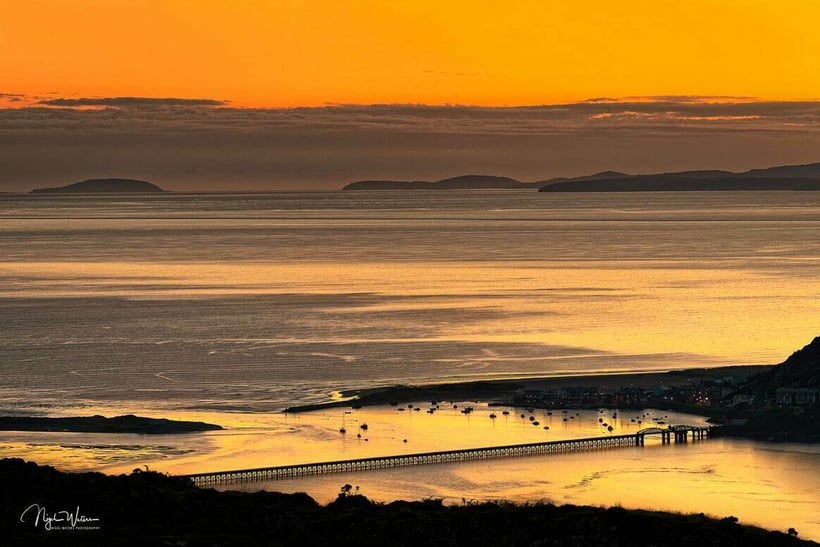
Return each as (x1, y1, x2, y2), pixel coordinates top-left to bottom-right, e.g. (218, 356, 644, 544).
(743, 336, 819, 397)
(1, 458, 813, 546)
(710, 336, 820, 442)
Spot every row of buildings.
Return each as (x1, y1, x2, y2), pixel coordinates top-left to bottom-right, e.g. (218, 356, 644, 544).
(511, 381, 819, 411)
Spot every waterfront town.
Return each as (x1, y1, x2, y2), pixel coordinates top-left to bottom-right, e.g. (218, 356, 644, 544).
(511, 380, 818, 412)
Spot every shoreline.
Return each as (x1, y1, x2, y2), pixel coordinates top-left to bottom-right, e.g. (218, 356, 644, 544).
(285, 365, 771, 413)
(0, 414, 223, 434)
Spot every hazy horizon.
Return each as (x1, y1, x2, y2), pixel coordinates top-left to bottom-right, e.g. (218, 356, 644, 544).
(4, 1, 818, 192)
(3, 2, 820, 539)
(2, 98, 820, 193)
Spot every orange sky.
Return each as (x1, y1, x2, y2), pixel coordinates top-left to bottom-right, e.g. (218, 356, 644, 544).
(2, 0, 819, 107)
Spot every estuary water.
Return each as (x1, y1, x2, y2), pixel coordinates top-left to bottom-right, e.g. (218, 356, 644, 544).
(0, 190, 817, 414)
(0, 190, 818, 537)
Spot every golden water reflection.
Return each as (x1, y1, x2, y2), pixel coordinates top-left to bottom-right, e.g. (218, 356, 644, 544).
(2, 402, 817, 539)
(1, 260, 816, 367)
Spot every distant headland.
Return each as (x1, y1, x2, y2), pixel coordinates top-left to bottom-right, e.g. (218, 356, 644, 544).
(30, 178, 165, 193)
(343, 174, 541, 190)
(343, 161, 820, 192)
(540, 161, 820, 192)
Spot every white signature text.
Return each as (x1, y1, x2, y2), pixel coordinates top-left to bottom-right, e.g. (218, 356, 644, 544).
(19, 504, 100, 531)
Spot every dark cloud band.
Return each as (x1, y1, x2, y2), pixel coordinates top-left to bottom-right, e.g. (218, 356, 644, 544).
(37, 97, 226, 107)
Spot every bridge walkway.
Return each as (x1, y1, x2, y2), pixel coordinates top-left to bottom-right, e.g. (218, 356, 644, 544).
(184, 425, 713, 486)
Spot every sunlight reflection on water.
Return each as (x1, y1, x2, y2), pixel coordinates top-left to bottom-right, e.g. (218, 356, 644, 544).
(1, 191, 818, 538)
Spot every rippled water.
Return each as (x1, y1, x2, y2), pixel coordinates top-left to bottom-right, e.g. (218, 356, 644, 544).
(0, 191, 817, 413)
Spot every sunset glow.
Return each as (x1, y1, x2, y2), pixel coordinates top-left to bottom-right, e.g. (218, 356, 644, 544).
(2, 2, 820, 544)
(3, 0, 819, 107)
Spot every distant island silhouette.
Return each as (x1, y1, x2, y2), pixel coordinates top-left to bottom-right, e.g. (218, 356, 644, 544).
(30, 178, 165, 193)
(343, 161, 820, 191)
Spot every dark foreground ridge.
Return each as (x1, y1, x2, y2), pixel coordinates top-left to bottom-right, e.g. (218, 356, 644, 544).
(0, 458, 813, 547)
(0, 414, 222, 434)
(30, 178, 165, 193)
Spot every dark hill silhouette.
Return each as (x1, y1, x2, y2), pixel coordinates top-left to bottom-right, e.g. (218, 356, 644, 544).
(746, 336, 819, 393)
(341, 179, 433, 190)
(710, 337, 819, 442)
(540, 162, 820, 192)
(343, 175, 539, 190)
(343, 161, 820, 192)
(1, 458, 812, 546)
(31, 178, 164, 193)
(536, 170, 630, 185)
(742, 162, 820, 178)
(435, 174, 535, 189)
(540, 176, 820, 192)
(654, 169, 735, 179)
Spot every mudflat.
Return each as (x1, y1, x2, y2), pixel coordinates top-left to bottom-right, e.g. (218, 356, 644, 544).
(0, 414, 222, 434)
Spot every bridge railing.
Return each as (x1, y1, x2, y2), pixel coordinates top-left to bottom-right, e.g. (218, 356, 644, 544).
(183, 425, 712, 486)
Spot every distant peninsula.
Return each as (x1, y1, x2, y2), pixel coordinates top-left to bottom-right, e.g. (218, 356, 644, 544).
(30, 178, 165, 193)
(540, 162, 820, 192)
(343, 161, 820, 192)
(0, 414, 222, 434)
(343, 174, 541, 190)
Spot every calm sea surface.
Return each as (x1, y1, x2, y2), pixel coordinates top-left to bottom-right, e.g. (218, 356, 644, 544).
(0, 191, 818, 537)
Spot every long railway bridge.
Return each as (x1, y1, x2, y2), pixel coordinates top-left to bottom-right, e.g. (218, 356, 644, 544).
(184, 424, 713, 487)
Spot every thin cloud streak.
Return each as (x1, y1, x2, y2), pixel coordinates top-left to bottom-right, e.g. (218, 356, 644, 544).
(38, 97, 227, 107)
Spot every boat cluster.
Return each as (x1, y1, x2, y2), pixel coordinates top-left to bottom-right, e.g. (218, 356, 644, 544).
(339, 402, 674, 440)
